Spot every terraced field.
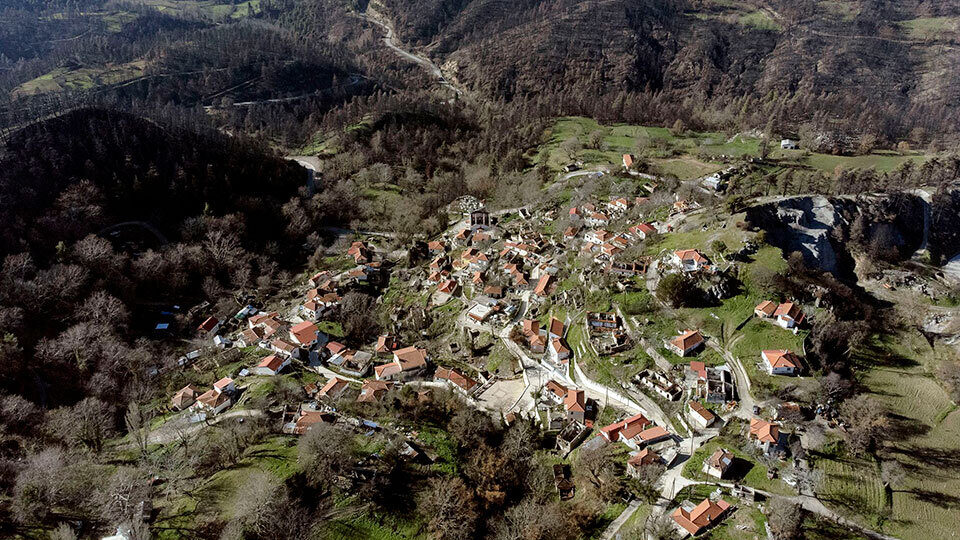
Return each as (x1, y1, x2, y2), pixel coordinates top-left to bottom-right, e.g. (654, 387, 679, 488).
(12, 61, 146, 97)
(819, 333, 960, 538)
(816, 457, 887, 528)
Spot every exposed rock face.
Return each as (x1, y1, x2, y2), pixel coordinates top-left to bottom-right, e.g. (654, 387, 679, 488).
(747, 196, 846, 274)
(746, 193, 929, 277)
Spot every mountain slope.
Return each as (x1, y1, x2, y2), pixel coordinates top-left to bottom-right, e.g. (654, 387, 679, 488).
(379, 0, 960, 138)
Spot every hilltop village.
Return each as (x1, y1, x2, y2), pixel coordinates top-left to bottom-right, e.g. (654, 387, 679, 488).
(164, 156, 839, 539)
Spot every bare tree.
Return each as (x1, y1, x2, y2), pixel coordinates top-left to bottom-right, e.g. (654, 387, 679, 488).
(767, 497, 804, 539)
(881, 459, 906, 490)
(49, 397, 115, 453)
(840, 394, 888, 456)
(644, 513, 678, 540)
(124, 401, 153, 455)
(418, 476, 478, 540)
(297, 423, 357, 489)
(559, 137, 582, 162)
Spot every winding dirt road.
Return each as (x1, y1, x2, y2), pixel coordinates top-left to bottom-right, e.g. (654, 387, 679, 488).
(358, 6, 464, 97)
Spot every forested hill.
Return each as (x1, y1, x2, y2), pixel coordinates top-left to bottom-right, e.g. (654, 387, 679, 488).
(0, 108, 306, 260)
(380, 0, 960, 140)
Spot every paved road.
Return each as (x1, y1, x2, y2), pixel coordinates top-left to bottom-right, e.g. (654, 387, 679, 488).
(601, 498, 643, 540)
(706, 338, 758, 420)
(141, 408, 265, 447)
(359, 6, 463, 96)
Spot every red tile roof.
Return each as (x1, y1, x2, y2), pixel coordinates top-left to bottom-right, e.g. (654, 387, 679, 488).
(318, 377, 349, 398)
(290, 321, 319, 345)
(755, 300, 777, 316)
(690, 360, 707, 379)
(774, 301, 805, 323)
(672, 498, 730, 536)
(689, 401, 716, 423)
(563, 389, 586, 413)
(257, 355, 285, 372)
(674, 249, 708, 264)
(750, 417, 780, 443)
(435, 367, 478, 392)
(198, 316, 218, 332)
(671, 329, 704, 351)
(762, 349, 801, 369)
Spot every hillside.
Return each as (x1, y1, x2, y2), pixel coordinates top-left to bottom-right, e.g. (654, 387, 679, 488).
(378, 0, 960, 141)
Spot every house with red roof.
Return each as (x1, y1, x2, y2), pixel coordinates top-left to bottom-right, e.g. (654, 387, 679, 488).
(284, 410, 336, 435)
(289, 321, 320, 347)
(197, 316, 220, 336)
(544, 380, 568, 405)
(435, 367, 479, 396)
(374, 346, 428, 381)
(192, 389, 232, 415)
(627, 448, 662, 477)
(754, 300, 777, 318)
(171, 384, 202, 411)
(761, 349, 801, 375)
(437, 279, 460, 295)
(622, 154, 634, 168)
(673, 249, 710, 272)
(213, 377, 235, 394)
(668, 330, 705, 357)
(585, 229, 613, 245)
(549, 338, 571, 365)
(375, 335, 400, 355)
(702, 448, 734, 479)
(357, 380, 394, 403)
(533, 274, 552, 297)
(671, 498, 730, 536)
(608, 197, 631, 213)
(564, 389, 586, 424)
(251, 354, 290, 376)
(548, 317, 565, 339)
(688, 401, 716, 429)
(585, 212, 610, 227)
(270, 339, 300, 359)
(599, 413, 651, 443)
(317, 377, 350, 400)
(773, 301, 805, 329)
(749, 418, 783, 454)
(628, 223, 657, 240)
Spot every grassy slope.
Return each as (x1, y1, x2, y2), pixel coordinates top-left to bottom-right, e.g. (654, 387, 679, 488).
(536, 116, 932, 178)
(815, 332, 960, 537)
(13, 61, 146, 97)
(683, 439, 795, 496)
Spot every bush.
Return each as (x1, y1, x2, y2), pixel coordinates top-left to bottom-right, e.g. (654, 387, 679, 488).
(655, 273, 703, 308)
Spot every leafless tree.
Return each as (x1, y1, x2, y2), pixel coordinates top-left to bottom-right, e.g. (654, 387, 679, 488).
(559, 137, 581, 162)
(96, 466, 151, 530)
(124, 401, 153, 455)
(49, 397, 115, 453)
(767, 497, 804, 539)
(840, 394, 888, 456)
(881, 459, 906, 490)
(644, 513, 677, 540)
(418, 476, 478, 540)
(296, 423, 357, 489)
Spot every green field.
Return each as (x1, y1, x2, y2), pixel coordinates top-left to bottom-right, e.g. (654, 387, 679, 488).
(802, 150, 928, 174)
(815, 452, 887, 528)
(898, 16, 960, 40)
(739, 10, 782, 32)
(115, 0, 262, 19)
(537, 116, 933, 181)
(536, 117, 758, 177)
(813, 332, 960, 538)
(683, 439, 795, 496)
(12, 61, 146, 97)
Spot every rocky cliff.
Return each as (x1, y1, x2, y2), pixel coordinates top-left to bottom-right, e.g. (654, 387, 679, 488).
(746, 193, 931, 278)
